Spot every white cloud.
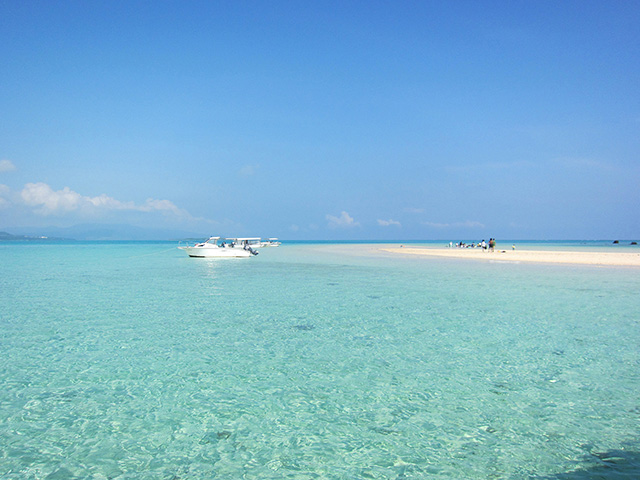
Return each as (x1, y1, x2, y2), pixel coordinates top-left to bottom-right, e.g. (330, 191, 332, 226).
(21, 183, 83, 214)
(138, 198, 188, 216)
(422, 220, 485, 229)
(377, 218, 401, 227)
(19, 182, 191, 218)
(0, 159, 16, 173)
(326, 211, 360, 228)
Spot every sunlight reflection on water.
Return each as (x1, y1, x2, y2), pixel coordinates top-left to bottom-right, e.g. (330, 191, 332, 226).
(0, 242, 638, 479)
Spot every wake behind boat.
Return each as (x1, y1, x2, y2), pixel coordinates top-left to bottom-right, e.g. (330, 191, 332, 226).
(178, 237, 258, 258)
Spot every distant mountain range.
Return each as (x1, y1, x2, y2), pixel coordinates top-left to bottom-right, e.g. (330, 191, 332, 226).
(0, 224, 208, 241)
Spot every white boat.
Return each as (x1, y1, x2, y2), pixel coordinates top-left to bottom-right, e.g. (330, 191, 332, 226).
(261, 238, 281, 247)
(227, 237, 263, 249)
(178, 237, 257, 258)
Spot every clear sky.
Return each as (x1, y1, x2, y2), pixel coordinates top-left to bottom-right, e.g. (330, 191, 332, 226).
(1, 1, 639, 240)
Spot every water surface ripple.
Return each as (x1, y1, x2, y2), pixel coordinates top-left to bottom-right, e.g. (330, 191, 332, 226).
(1, 242, 638, 479)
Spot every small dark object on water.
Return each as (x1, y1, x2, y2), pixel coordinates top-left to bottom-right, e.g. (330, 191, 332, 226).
(613, 240, 619, 244)
(294, 324, 315, 331)
(200, 430, 232, 444)
(631, 241, 638, 245)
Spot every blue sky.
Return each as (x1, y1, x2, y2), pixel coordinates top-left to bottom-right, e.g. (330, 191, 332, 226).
(1, 1, 639, 240)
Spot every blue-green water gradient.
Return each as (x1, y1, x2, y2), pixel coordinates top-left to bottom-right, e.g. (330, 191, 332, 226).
(1, 242, 639, 479)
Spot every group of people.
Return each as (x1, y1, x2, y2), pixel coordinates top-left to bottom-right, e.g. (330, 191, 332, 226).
(450, 238, 497, 251)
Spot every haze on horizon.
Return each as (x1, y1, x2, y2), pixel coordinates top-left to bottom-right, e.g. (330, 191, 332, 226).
(1, 1, 639, 240)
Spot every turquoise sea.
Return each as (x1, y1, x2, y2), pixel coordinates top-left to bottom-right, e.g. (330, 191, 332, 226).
(1, 241, 639, 479)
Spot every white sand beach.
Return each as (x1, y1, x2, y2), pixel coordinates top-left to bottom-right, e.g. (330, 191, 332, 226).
(380, 246, 640, 267)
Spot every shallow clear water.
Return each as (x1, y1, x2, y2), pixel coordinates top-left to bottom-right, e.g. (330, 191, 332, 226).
(1, 242, 639, 479)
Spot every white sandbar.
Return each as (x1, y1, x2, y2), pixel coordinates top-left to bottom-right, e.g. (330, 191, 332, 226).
(380, 247, 640, 267)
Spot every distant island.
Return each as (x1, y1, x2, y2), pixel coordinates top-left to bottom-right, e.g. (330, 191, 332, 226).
(0, 224, 206, 241)
(0, 231, 72, 242)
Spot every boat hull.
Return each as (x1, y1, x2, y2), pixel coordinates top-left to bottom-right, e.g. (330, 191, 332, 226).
(178, 246, 252, 258)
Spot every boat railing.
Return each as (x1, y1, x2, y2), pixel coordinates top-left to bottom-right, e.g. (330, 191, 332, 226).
(178, 237, 270, 250)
